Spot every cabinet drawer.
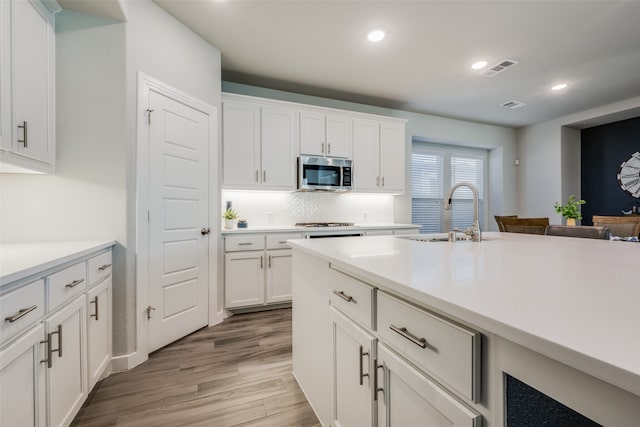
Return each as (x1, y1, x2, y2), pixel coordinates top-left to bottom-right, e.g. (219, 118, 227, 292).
(377, 292, 480, 402)
(328, 268, 374, 330)
(1, 280, 45, 345)
(266, 233, 303, 249)
(47, 262, 87, 312)
(88, 251, 112, 285)
(225, 235, 265, 252)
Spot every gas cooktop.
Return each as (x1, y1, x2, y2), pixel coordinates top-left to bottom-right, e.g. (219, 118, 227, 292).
(295, 222, 355, 228)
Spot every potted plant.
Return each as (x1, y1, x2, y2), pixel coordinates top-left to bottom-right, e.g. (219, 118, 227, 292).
(223, 208, 238, 229)
(554, 195, 586, 226)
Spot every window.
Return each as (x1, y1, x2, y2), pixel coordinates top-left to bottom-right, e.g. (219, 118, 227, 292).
(412, 142, 487, 233)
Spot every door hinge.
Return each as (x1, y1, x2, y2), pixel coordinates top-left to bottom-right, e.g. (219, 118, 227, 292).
(146, 306, 156, 320)
(146, 109, 154, 125)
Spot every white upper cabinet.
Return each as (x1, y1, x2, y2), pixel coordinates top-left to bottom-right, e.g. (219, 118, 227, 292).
(300, 110, 351, 158)
(0, 0, 59, 173)
(223, 96, 297, 190)
(353, 118, 406, 193)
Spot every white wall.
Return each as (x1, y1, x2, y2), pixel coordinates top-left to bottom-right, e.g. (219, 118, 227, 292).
(0, 0, 221, 358)
(223, 82, 518, 232)
(516, 96, 640, 224)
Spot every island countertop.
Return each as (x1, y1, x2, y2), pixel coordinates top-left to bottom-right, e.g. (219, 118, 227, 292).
(288, 232, 640, 397)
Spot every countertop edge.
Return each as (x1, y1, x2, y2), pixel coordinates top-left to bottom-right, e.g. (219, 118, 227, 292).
(221, 223, 420, 234)
(1, 240, 116, 286)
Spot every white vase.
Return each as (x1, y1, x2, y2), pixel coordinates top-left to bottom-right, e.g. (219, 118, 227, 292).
(224, 218, 237, 229)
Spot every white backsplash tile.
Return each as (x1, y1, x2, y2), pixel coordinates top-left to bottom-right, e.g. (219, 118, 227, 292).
(221, 190, 395, 226)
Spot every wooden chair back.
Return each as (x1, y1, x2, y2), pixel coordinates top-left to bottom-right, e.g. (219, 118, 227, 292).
(494, 215, 517, 232)
(499, 217, 549, 235)
(592, 215, 640, 238)
(544, 225, 609, 240)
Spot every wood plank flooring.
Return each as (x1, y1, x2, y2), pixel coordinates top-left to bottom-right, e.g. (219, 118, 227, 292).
(71, 308, 320, 427)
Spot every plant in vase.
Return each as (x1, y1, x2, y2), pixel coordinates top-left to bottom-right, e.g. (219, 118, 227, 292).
(223, 208, 238, 229)
(554, 195, 585, 226)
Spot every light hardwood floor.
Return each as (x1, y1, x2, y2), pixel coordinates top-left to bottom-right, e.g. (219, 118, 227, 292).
(72, 308, 320, 427)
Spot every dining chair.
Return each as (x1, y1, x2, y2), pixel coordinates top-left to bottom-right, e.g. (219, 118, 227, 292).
(499, 217, 549, 235)
(494, 215, 518, 232)
(592, 215, 640, 238)
(544, 225, 609, 240)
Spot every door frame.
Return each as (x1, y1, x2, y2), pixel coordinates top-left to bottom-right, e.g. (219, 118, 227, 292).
(133, 72, 221, 368)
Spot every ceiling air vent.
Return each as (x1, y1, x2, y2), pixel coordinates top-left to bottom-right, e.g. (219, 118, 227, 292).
(480, 59, 519, 77)
(500, 100, 526, 109)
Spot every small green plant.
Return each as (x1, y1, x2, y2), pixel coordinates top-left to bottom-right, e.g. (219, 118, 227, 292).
(222, 208, 238, 220)
(554, 195, 586, 219)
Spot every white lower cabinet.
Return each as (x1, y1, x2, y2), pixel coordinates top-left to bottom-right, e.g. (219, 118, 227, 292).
(224, 233, 300, 309)
(0, 323, 46, 427)
(376, 343, 481, 427)
(44, 294, 87, 427)
(330, 307, 375, 427)
(86, 277, 111, 390)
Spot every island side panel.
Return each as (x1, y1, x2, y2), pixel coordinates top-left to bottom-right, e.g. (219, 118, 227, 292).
(292, 248, 330, 427)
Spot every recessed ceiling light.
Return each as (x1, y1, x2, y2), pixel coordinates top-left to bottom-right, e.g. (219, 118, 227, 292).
(367, 30, 385, 42)
(551, 83, 568, 91)
(471, 60, 488, 70)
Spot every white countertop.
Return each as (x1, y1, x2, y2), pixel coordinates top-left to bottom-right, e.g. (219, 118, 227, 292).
(288, 232, 640, 397)
(0, 240, 116, 286)
(221, 223, 419, 234)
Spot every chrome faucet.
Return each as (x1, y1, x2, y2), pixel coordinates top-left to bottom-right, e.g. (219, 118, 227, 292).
(443, 182, 482, 242)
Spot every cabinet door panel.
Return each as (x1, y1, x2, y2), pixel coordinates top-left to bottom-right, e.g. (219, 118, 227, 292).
(265, 249, 292, 304)
(352, 119, 380, 191)
(325, 115, 351, 158)
(87, 278, 111, 390)
(377, 343, 480, 427)
(12, 0, 53, 163)
(45, 295, 87, 427)
(331, 307, 374, 427)
(224, 252, 265, 308)
(0, 323, 46, 427)
(223, 100, 261, 187)
(261, 106, 296, 189)
(379, 122, 405, 192)
(300, 111, 325, 156)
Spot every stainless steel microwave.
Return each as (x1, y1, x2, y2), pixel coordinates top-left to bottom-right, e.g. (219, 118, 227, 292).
(298, 155, 352, 192)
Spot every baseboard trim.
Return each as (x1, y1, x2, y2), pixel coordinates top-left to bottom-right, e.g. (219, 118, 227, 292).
(111, 351, 148, 373)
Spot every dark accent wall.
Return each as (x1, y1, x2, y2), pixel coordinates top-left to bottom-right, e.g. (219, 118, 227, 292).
(581, 117, 640, 225)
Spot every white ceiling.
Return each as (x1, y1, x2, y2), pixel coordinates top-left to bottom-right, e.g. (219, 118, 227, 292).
(63, 1, 640, 128)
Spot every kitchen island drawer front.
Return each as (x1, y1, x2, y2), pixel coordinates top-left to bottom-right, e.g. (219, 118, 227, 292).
(88, 251, 112, 285)
(1, 279, 45, 345)
(377, 292, 480, 402)
(47, 262, 87, 312)
(225, 235, 265, 252)
(266, 233, 303, 250)
(328, 268, 374, 330)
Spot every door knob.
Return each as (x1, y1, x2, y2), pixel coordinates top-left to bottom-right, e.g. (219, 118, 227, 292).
(201, 227, 211, 235)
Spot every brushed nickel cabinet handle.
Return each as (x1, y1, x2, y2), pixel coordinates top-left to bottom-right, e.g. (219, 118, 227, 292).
(50, 324, 62, 358)
(17, 121, 28, 147)
(328, 143, 331, 154)
(381, 176, 385, 187)
(268, 255, 271, 269)
(238, 242, 253, 246)
(260, 256, 263, 269)
(263, 170, 266, 182)
(389, 324, 427, 348)
(255, 170, 259, 182)
(90, 296, 99, 320)
(40, 333, 52, 368)
(332, 290, 354, 303)
(278, 241, 287, 244)
(359, 345, 369, 386)
(376, 176, 380, 186)
(5, 305, 37, 323)
(65, 279, 84, 288)
(98, 264, 112, 271)
(321, 142, 325, 154)
(374, 361, 384, 400)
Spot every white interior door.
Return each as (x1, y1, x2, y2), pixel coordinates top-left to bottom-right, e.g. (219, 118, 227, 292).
(148, 90, 210, 352)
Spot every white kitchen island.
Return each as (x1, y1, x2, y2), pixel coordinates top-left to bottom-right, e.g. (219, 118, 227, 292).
(289, 232, 640, 427)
